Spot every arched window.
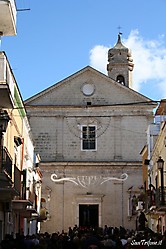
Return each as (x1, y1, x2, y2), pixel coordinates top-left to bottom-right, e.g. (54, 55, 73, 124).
(116, 75, 125, 85)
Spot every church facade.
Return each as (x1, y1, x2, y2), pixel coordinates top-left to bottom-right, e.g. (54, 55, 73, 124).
(25, 35, 157, 233)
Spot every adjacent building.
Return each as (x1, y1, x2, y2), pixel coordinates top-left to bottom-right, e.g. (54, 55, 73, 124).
(0, 51, 42, 239)
(0, 0, 42, 240)
(141, 99, 166, 234)
(0, 0, 17, 37)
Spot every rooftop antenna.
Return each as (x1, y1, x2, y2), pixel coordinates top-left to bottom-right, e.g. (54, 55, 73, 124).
(17, 8, 30, 12)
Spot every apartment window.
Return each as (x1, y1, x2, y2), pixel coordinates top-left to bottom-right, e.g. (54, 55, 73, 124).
(82, 126, 96, 150)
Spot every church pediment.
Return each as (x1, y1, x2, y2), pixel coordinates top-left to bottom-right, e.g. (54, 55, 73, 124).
(25, 66, 155, 107)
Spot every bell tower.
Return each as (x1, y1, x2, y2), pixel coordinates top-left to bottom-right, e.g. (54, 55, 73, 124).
(107, 33, 134, 88)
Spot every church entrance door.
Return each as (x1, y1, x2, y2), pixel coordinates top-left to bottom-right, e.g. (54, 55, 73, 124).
(79, 204, 99, 227)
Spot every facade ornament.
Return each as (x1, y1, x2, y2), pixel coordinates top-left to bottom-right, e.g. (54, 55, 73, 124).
(51, 173, 128, 188)
(65, 116, 111, 139)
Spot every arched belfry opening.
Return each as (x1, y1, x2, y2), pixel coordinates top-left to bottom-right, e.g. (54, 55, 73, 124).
(116, 75, 125, 85)
(107, 33, 134, 88)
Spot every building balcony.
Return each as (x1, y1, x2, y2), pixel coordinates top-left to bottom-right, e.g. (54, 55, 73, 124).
(0, 52, 15, 108)
(12, 190, 37, 218)
(12, 170, 38, 218)
(155, 187, 166, 211)
(0, 0, 17, 36)
(0, 147, 21, 200)
(145, 189, 156, 211)
(145, 188, 166, 212)
(0, 146, 13, 188)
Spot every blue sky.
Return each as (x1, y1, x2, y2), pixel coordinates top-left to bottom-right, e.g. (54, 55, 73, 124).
(2, 0, 166, 101)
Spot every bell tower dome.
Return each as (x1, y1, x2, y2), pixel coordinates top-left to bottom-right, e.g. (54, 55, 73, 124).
(107, 33, 134, 88)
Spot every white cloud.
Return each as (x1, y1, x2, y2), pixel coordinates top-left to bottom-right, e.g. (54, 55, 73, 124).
(89, 30, 166, 99)
(89, 45, 109, 74)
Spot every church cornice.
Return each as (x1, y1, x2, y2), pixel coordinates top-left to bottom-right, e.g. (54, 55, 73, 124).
(25, 100, 157, 110)
(39, 161, 142, 168)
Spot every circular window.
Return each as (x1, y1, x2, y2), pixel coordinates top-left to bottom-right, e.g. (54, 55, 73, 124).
(82, 83, 95, 96)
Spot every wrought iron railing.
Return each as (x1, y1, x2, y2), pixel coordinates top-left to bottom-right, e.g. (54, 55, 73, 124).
(0, 52, 15, 108)
(155, 187, 166, 207)
(2, 146, 12, 179)
(145, 187, 166, 211)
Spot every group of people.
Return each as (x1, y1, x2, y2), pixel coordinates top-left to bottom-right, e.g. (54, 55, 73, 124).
(0, 225, 166, 249)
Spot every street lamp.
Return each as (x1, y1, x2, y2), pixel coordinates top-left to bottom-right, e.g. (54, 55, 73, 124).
(157, 157, 164, 206)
